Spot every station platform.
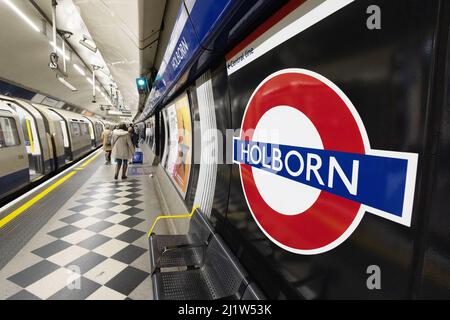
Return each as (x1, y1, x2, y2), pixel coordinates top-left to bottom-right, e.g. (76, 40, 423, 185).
(0, 147, 169, 300)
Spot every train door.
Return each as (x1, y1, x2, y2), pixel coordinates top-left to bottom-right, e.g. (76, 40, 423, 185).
(78, 120, 92, 154)
(59, 120, 71, 161)
(95, 122, 103, 146)
(83, 117, 96, 148)
(48, 109, 72, 162)
(33, 104, 67, 170)
(0, 109, 30, 194)
(5, 102, 43, 180)
(50, 118, 66, 168)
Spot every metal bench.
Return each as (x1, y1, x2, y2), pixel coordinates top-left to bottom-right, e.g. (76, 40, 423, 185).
(148, 206, 215, 273)
(148, 207, 265, 300)
(152, 234, 264, 300)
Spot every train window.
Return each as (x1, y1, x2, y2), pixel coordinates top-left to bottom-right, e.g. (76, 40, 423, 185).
(96, 123, 102, 135)
(81, 123, 89, 136)
(0, 117, 20, 148)
(70, 122, 81, 136)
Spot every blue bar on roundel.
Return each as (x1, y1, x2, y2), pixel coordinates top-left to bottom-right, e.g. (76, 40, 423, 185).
(233, 139, 409, 218)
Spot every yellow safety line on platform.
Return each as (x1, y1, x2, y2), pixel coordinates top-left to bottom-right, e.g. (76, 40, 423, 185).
(80, 151, 102, 168)
(0, 150, 102, 229)
(0, 171, 77, 229)
(147, 205, 200, 238)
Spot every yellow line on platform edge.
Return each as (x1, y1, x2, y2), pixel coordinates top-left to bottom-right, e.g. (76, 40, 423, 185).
(0, 150, 102, 229)
(80, 151, 102, 168)
(0, 171, 77, 229)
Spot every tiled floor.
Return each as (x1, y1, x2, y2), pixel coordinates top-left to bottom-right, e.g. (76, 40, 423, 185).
(0, 155, 169, 300)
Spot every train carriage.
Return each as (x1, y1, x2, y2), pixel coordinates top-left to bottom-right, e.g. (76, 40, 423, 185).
(0, 101, 29, 197)
(0, 96, 110, 202)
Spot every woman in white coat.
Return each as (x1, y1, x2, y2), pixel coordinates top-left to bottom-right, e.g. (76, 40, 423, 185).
(111, 123, 135, 180)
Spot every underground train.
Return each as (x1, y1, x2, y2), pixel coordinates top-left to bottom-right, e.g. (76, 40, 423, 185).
(138, 0, 450, 299)
(0, 95, 107, 200)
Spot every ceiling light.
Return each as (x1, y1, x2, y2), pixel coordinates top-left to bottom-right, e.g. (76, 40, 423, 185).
(49, 41, 70, 61)
(73, 64, 86, 76)
(3, 0, 40, 32)
(79, 35, 98, 53)
(58, 77, 77, 91)
(86, 76, 93, 85)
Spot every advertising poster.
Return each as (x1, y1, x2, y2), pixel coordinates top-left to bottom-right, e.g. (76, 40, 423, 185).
(165, 104, 178, 176)
(164, 93, 192, 197)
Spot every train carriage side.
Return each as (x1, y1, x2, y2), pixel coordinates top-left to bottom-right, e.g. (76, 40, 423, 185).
(0, 102, 29, 198)
(82, 115, 104, 148)
(94, 119, 104, 147)
(32, 103, 67, 169)
(0, 96, 52, 179)
(81, 115, 101, 148)
(48, 108, 92, 161)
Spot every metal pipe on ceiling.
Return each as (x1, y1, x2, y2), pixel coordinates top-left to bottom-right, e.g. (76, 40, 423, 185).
(29, 0, 114, 103)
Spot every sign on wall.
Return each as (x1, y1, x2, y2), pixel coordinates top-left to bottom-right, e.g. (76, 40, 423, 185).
(233, 69, 419, 255)
(164, 93, 192, 197)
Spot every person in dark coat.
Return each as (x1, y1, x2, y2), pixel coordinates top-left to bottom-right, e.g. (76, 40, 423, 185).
(128, 125, 139, 148)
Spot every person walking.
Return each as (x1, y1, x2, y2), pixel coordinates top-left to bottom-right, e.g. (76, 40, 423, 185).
(101, 124, 113, 164)
(111, 123, 135, 180)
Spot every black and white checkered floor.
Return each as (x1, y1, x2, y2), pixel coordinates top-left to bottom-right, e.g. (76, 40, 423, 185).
(0, 161, 168, 300)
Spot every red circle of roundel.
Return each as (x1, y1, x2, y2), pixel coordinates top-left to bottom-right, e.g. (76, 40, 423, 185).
(239, 69, 367, 254)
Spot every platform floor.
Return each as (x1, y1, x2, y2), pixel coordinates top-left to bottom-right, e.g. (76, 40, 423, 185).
(0, 149, 169, 300)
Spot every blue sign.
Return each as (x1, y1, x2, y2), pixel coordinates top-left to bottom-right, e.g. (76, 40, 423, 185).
(234, 139, 410, 218)
(140, 0, 241, 121)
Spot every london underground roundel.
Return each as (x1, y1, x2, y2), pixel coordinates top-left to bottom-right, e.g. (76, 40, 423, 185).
(233, 69, 419, 255)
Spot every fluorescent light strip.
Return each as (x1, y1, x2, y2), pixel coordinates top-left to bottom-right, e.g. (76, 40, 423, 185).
(3, 0, 40, 32)
(79, 37, 98, 53)
(49, 41, 70, 61)
(73, 64, 86, 76)
(58, 77, 77, 91)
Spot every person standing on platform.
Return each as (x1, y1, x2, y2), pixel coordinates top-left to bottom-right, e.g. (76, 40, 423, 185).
(102, 124, 113, 164)
(128, 125, 139, 148)
(112, 123, 135, 180)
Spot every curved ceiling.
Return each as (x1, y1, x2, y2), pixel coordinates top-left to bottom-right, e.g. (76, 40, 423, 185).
(0, 0, 167, 119)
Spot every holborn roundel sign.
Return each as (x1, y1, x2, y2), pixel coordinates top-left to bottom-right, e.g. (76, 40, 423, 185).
(233, 69, 419, 255)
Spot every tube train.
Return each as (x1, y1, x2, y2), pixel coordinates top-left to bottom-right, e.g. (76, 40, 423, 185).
(0, 95, 111, 200)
